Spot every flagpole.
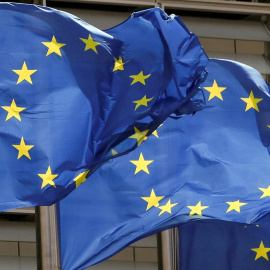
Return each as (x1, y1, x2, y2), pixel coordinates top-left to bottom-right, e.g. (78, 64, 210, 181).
(33, 0, 47, 6)
(158, 228, 179, 270)
(156, 2, 180, 268)
(36, 205, 61, 270)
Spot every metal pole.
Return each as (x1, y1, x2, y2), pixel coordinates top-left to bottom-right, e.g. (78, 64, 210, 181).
(36, 205, 61, 270)
(158, 228, 179, 270)
(33, 0, 47, 5)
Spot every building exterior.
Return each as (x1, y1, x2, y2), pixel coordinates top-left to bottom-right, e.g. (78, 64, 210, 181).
(0, 0, 270, 269)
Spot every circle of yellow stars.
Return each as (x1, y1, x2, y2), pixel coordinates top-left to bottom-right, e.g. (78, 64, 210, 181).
(131, 100, 270, 227)
(3, 33, 105, 190)
(3, 29, 158, 191)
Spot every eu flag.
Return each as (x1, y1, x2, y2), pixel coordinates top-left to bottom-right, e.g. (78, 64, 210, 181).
(58, 58, 270, 269)
(179, 214, 270, 270)
(0, 3, 207, 211)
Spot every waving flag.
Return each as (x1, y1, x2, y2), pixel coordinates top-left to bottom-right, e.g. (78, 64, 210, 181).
(58, 59, 270, 269)
(0, 3, 207, 211)
(179, 214, 270, 270)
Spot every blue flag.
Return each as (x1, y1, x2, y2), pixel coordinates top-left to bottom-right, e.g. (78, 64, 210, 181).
(58, 58, 270, 270)
(0, 3, 207, 211)
(179, 214, 270, 270)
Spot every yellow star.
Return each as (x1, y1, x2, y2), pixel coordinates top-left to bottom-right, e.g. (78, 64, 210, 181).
(80, 34, 100, 53)
(111, 149, 118, 155)
(187, 201, 209, 216)
(129, 71, 151, 85)
(1, 99, 26, 121)
(12, 137, 34, 160)
(158, 199, 178, 216)
(251, 241, 270, 261)
(203, 79, 227, 101)
(141, 189, 165, 211)
(42, 35, 66, 56)
(38, 166, 58, 189)
(12, 62, 37, 84)
(113, 57, 127, 71)
(133, 95, 154, 111)
(152, 130, 158, 137)
(241, 91, 263, 112)
(130, 153, 153, 174)
(152, 124, 163, 138)
(74, 170, 90, 188)
(226, 200, 247, 213)
(129, 127, 149, 146)
(259, 185, 270, 199)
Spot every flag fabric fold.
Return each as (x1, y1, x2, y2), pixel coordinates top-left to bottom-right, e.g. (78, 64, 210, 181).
(0, 3, 207, 211)
(179, 214, 270, 270)
(58, 58, 270, 269)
